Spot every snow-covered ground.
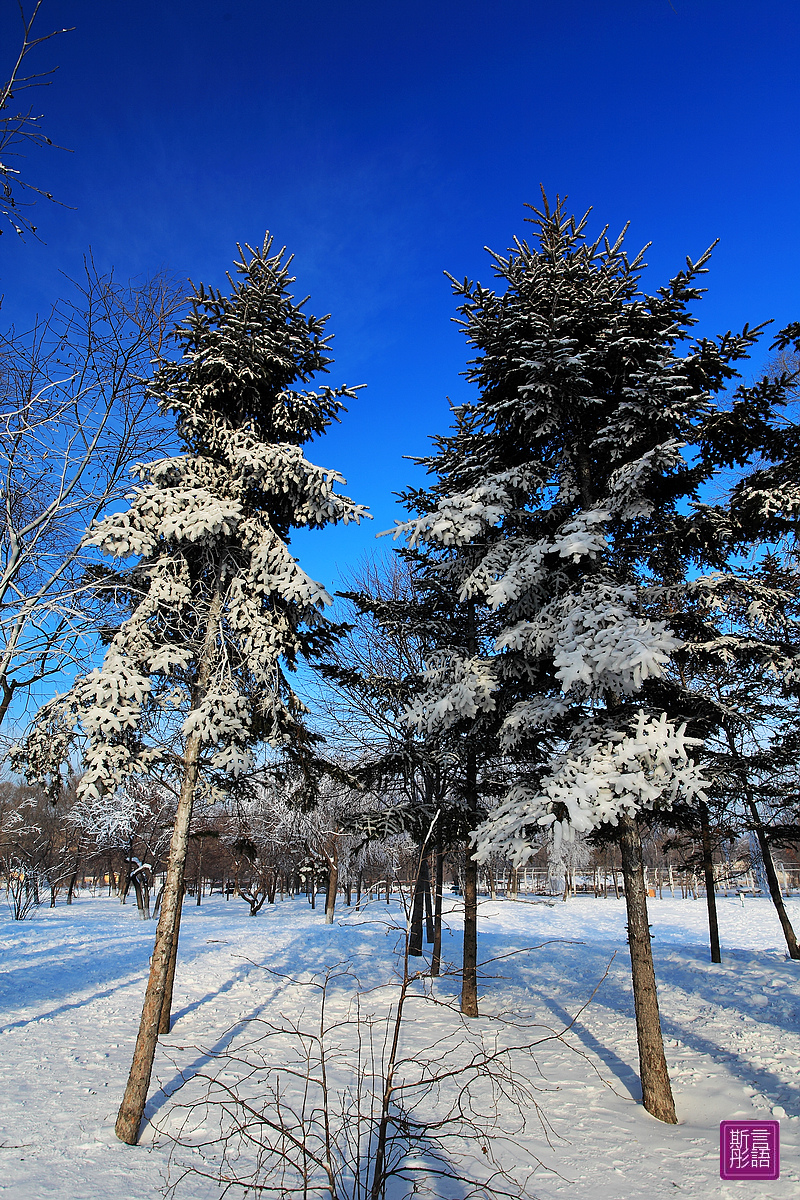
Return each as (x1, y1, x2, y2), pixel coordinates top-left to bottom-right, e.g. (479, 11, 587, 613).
(1, 889, 798, 1199)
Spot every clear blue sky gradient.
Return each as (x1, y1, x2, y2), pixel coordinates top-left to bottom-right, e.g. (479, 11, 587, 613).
(2, 0, 798, 595)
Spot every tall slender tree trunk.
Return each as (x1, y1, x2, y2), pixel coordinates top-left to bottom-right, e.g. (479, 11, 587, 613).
(115, 577, 222, 1146)
(324, 844, 338, 925)
(748, 800, 800, 959)
(619, 814, 677, 1124)
(461, 740, 479, 1016)
(66, 857, 80, 904)
(409, 846, 429, 956)
(461, 847, 479, 1017)
(724, 730, 800, 959)
(431, 833, 444, 977)
(196, 838, 203, 906)
(461, 600, 479, 1017)
(699, 802, 721, 964)
(424, 858, 434, 944)
(115, 733, 203, 1144)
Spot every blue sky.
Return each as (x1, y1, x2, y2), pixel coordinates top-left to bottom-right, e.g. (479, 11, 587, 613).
(2, 0, 798, 593)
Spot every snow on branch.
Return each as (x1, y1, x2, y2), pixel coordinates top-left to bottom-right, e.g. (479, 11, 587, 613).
(497, 582, 680, 699)
(392, 469, 531, 548)
(474, 712, 707, 866)
(403, 651, 497, 733)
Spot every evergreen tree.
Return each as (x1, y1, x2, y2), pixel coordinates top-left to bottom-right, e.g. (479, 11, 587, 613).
(317, 555, 452, 957)
(13, 236, 366, 1144)
(727, 321, 800, 545)
(674, 322, 800, 957)
(395, 193, 785, 1122)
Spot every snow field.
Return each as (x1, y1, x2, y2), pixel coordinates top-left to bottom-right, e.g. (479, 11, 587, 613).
(0, 891, 798, 1199)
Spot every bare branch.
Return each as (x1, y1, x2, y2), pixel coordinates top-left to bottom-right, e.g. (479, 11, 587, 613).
(0, 2, 75, 239)
(0, 262, 186, 735)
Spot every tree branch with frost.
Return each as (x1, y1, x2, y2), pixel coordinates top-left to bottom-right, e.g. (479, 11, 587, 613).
(403, 650, 498, 734)
(473, 712, 707, 866)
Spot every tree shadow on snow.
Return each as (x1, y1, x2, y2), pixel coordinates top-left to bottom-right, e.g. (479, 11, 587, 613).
(535, 993, 642, 1102)
(534, 942, 797, 1118)
(143, 986, 277, 1125)
(1, 976, 149, 1032)
(0, 938, 153, 1017)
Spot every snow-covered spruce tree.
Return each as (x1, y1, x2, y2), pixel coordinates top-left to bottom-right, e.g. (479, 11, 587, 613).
(395, 194, 783, 1122)
(341, 548, 507, 1010)
(12, 237, 366, 1145)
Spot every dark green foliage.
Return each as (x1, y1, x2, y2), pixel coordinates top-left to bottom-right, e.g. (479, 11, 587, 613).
(153, 236, 358, 456)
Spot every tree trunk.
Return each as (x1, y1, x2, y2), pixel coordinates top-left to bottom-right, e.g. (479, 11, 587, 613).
(619, 814, 677, 1124)
(132, 874, 150, 921)
(748, 800, 800, 959)
(66, 857, 80, 904)
(115, 739, 202, 1144)
(324, 846, 338, 925)
(699, 802, 721, 964)
(0, 675, 19, 732)
(461, 849, 479, 1017)
(158, 884, 184, 1033)
(724, 729, 800, 958)
(195, 840, 203, 906)
(408, 846, 430, 957)
(424, 859, 434, 944)
(431, 836, 444, 977)
(460, 615, 480, 1017)
(115, 576, 222, 1146)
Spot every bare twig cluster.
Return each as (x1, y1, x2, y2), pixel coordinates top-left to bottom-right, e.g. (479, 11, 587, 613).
(157, 949, 564, 1200)
(0, 1, 74, 238)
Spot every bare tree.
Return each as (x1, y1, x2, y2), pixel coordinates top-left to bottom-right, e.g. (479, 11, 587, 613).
(0, 777, 82, 915)
(315, 555, 463, 966)
(69, 774, 177, 919)
(0, 1, 74, 239)
(0, 261, 184, 734)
